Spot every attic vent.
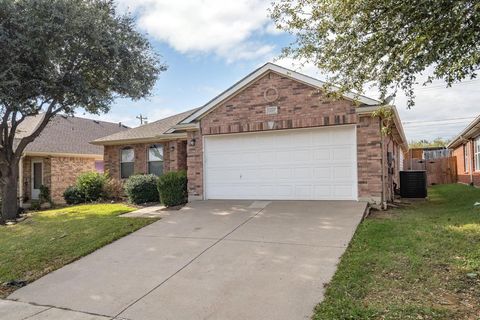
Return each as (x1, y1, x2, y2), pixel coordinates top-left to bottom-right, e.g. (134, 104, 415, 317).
(265, 106, 278, 115)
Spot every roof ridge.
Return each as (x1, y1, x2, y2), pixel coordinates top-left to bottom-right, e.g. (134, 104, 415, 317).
(55, 114, 130, 128)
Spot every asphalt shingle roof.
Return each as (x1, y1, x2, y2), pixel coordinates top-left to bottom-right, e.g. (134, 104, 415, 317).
(14, 114, 128, 155)
(92, 108, 199, 144)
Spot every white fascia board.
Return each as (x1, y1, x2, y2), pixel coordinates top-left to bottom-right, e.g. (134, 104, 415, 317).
(181, 62, 381, 124)
(164, 122, 200, 134)
(447, 115, 480, 149)
(90, 133, 188, 146)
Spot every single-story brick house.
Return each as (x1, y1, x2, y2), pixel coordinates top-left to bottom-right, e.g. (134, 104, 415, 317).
(15, 114, 128, 205)
(448, 114, 480, 186)
(92, 63, 408, 205)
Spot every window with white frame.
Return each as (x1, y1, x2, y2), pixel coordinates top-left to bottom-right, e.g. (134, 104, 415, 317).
(121, 147, 134, 179)
(464, 144, 470, 173)
(475, 137, 480, 171)
(148, 144, 163, 176)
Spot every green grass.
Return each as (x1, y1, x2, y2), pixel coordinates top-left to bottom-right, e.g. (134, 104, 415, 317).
(0, 203, 157, 297)
(314, 184, 480, 320)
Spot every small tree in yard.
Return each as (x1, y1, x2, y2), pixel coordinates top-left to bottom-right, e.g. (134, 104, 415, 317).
(0, 0, 165, 223)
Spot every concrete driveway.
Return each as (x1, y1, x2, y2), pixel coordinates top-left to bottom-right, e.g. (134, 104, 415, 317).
(7, 200, 366, 320)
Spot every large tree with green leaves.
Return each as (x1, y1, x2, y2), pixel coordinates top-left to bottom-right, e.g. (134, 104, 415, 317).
(0, 0, 165, 223)
(270, 0, 480, 106)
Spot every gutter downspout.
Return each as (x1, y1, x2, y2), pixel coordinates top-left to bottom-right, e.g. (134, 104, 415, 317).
(19, 155, 24, 208)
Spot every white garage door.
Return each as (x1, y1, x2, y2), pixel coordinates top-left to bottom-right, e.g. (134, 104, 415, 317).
(204, 125, 358, 200)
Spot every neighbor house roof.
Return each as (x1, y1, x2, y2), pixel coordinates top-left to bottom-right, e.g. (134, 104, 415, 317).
(91, 108, 199, 145)
(447, 115, 480, 149)
(14, 114, 128, 157)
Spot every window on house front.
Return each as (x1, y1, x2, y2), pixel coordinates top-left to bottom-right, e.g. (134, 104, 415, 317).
(475, 137, 480, 171)
(95, 161, 104, 173)
(121, 147, 134, 179)
(464, 144, 470, 173)
(148, 144, 163, 176)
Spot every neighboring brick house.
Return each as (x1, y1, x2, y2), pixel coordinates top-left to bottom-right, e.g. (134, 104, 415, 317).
(14, 114, 128, 205)
(448, 115, 480, 187)
(93, 63, 408, 205)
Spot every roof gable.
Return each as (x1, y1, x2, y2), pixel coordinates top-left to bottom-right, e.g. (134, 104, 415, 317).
(181, 63, 381, 124)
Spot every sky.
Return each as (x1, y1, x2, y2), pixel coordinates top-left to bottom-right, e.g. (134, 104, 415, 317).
(84, 0, 480, 142)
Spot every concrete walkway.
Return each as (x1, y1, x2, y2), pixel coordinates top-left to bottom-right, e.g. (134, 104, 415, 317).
(5, 200, 366, 320)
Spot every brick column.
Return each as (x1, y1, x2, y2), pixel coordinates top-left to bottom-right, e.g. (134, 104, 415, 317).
(166, 140, 187, 171)
(186, 130, 203, 201)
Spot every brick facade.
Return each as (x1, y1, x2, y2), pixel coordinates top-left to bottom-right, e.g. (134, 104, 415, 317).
(184, 71, 402, 202)
(356, 116, 383, 201)
(50, 157, 96, 203)
(201, 72, 357, 135)
(452, 139, 480, 186)
(104, 140, 187, 180)
(186, 130, 203, 200)
(101, 71, 404, 204)
(21, 156, 96, 204)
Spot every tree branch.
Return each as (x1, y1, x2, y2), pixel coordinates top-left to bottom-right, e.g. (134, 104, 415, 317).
(13, 100, 59, 159)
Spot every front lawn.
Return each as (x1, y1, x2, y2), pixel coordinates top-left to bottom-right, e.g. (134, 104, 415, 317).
(315, 184, 480, 320)
(0, 204, 157, 298)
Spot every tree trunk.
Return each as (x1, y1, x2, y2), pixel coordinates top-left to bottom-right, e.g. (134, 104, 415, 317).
(0, 162, 19, 222)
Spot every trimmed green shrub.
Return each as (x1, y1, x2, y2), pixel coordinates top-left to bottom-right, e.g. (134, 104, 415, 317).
(103, 177, 124, 201)
(157, 170, 187, 207)
(63, 186, 84, 204)
(76, 172, 106, 202)
(39, 185, 51, 204)
(124, 174, 159, 204)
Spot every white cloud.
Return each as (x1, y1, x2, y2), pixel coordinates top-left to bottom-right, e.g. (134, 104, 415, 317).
(116, 0, 276, 62)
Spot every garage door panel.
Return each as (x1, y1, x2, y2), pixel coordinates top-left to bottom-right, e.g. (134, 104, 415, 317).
(313, 150, 332, 161)
(333, 166, 354, 180)
(333, 185, 356, 198)
(294, 185, 312, 198)
(293, 167, 312, 179)
(333, 147, 354, 161)
(204, 126, 357, 200)
(313, 167, 332, 179)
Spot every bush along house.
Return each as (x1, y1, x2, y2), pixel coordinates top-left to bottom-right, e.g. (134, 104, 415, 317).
(92, 63, 408, 207)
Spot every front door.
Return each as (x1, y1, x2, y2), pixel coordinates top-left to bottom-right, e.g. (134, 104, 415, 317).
(31, 160, 43, 200)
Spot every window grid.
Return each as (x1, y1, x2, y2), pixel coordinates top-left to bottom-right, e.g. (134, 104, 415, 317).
(148, 144, 164, 176)
(121, 147, 134, 179)
(475, 137, 480, 171)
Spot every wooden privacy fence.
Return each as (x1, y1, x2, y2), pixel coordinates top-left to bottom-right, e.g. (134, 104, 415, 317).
(403, 156, 457, 186)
